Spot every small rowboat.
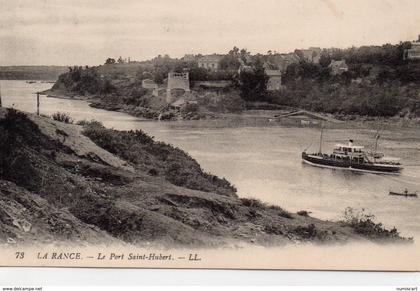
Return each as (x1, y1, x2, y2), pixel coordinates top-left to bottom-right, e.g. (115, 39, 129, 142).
(389, 190, 418, 197)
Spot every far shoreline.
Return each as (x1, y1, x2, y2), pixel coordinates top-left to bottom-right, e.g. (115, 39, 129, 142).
(40, 88, 420, 130)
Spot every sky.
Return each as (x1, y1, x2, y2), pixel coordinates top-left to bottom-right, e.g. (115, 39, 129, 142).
(1, 0, 420, 66)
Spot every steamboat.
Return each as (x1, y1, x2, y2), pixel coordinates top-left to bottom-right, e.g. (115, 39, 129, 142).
(302, 129, 403, 174)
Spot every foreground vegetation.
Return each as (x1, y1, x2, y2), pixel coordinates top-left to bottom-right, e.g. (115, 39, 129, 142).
(341, 207, 411, 241)
(80, 120, 236, 196)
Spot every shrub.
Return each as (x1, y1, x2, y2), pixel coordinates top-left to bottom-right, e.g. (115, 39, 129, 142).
(240, 199, 293, 218)
(76, 119, 88, 126)
(180, 102, 199, 114)
(290, 223, 328, 240)
(297, 210, 309, 217)
(264, 223, 284, 235)
(76, 119, 103, 127)
(238, 66, 268, 102)
(268, 205, 293, 219)
(148, 168, 158, 176)
(52, 112, 74, 124)
(240, 198, 265, 209)
(159, 111, 176, 120)
(123, 87, 148, 106)
(342, 207, 408, 241)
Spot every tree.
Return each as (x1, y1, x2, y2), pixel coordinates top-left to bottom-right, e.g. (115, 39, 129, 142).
(238, 62, 268, 102)
(319, 52, 332, 67)
(229, 46, 240, 56)
(100, 79, 115, 95)
(153, 67, 169, 84)
(189, 67, 209, 81)
(105, 58, 116, 65)
(219, 55, 241, 70)
(396, 41, 412, 63)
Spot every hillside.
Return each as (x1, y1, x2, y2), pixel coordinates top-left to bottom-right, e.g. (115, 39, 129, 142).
(264, 43, 420, 118)
(46, 63, 243, 120)
(0, 66, 68, 80)
(47, 44, 420, 121)
(0, 108, 410, 247)
(267, 61, 420, 119)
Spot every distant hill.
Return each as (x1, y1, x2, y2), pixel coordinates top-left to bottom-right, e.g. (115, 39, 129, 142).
(0, 66, 68, 80)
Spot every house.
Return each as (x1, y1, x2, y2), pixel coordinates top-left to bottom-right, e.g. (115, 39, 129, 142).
(197, 55, 223, 70)
(238, 65, 253, 74)
(237, 59, 253, 74)
(270, 53, 300, 72)
(404, 35, 420, 60)
(328, 60, 349, 75)
(295, 47, 322, 63)
(265, 69, 282, 91)
(308, 47, 322, 63)
(182, 54, 196, 62)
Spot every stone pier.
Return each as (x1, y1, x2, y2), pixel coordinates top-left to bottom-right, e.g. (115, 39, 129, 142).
(166, 72, 190, 103)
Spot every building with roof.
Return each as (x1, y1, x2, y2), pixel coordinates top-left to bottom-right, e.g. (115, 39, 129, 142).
(236, 58, 253, 74)
(404, 35, 420, 60)
(265, 69, 282, 91)
(182, 54, 196, 62)
(328, 60, 349, 76)
(269, 53, 300, 72)
(295, 47, 322, 64)
(197, 55, 223, 70)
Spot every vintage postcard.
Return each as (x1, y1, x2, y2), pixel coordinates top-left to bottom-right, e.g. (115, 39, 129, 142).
(0, 0, 419, 271)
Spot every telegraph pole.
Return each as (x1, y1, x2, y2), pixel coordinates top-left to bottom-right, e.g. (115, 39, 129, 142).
(36, 92, 40, 115)
(0, 82, 2, 108)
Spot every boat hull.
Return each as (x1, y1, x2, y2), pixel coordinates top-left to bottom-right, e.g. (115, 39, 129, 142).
(302, 152, 402, 174)
(389, 191, 417, 197)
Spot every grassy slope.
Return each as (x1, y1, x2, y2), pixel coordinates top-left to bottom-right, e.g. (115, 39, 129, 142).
(0, 108, 409, 247)
(0, 180, 115, 245)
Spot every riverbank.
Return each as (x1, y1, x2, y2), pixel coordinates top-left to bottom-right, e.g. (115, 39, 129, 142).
(41, 89, 96, 102)
(42, 89, 420, 129)
(42, 88, 221, 121)
(0, 107, 411, 247)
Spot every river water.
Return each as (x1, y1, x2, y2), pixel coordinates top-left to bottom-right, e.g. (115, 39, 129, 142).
(2, 80, 420, 238)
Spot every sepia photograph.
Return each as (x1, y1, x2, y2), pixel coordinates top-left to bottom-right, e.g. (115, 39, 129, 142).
(0, 0, 419, 271)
